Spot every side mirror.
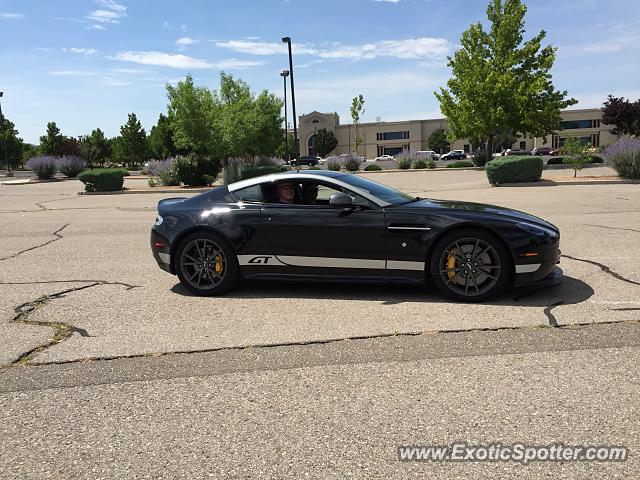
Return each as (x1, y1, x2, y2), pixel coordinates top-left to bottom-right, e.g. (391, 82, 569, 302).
(329, 192, 353, 209)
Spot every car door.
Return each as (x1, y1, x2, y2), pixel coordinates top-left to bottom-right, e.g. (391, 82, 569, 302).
(261, 180, 387, 273)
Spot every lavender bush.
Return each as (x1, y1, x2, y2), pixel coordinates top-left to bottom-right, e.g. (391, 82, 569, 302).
(56, 156, 86, 177)
(147, 157, 179, 186)
(325, 156, 341, 171)
(604, 138, 640, 180)
(26, 156, 57, 179)
(396, 149, 416, 169)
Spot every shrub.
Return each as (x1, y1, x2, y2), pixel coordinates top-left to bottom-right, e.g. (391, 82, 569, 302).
(546, 157, 565, 165)
(397, 157, 412, 169)
(446, 160, 475, 168)
(343, 156, 361, 172)
(604, 138, 640, 179)
(147, 158, 179, 186)
(240, 165, 285, 180)
(326, 158, 341, 171)
(255, 156, 284, 167)
(148, 177, 156, 187)
(174, 153, 221, 186)
(588, 155, 604, 164)
(223, 157, 244, 185)
(26, 156, 57, 179)
(472, 150, 488, 167)
(56, 156, 86, 177)
(307, 166, 321, 170)
(425, 158, 436, 169)
(364, 164, 382, 171)
(77, 168, 124, 192)
(413, 158, 428, 169)
(485, 156, 543, 185)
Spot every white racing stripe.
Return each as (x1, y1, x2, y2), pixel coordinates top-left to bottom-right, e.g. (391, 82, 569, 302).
(515, 263, 541, 273)
(387, 260, 425, 271)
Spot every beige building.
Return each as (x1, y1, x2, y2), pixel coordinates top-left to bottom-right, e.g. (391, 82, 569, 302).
(298, 108, 616, 158)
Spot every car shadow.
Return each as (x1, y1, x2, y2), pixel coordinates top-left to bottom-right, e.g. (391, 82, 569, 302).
(170, 274, 593, 308)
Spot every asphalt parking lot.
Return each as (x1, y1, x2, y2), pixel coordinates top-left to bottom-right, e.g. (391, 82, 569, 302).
(1, 167, 639, 478)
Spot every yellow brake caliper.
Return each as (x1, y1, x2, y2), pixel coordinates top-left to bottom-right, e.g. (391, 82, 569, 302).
(214, 255, 223, 275)
(447, 247, 457, 282)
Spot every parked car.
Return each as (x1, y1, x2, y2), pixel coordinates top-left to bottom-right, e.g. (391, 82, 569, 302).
(374, 154, 395, 162)
(549, 149, 561, 156)
(504, 149, 528, 156)
(531, 147, 552, 156)
(416, 150, 440, 160)
(290, 155, 318, 167)
(151, 170, 562, 302)
(440, 150, 467, 161)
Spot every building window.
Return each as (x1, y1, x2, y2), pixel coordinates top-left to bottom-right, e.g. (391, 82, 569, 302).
(312, 119, 319, 123)
(559, 119, 593, 130)
(463, 144, 470, 153)
(519, 141, 526, 150)
(376, 131, 410, 141)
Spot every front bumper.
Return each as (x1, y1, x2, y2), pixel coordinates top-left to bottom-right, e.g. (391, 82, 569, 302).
(514, 236, 561, 287)
(150, 229, 172, 273)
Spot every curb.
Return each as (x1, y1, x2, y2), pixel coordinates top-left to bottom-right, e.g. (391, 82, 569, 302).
(78, 187, 216, 195)
(496, 178, 637, 187)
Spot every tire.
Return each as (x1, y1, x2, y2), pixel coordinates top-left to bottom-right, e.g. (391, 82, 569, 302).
(429, 228, 511, 302)
(175, 231, 239, 296)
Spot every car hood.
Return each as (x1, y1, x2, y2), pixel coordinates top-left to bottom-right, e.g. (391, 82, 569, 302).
(401, 198, 558, 231)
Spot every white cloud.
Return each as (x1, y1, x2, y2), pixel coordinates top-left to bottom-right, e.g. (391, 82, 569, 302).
(62, 47, 98, 55)
(372, 0, 400, 3)
(0, 12, 25, 19)
(87, 24, 106, 30)
(103, 80, 133, 86)
(175, 37, 200, 51)
(114, 51, 264, 70)
(86, 0, 126, 25)
(215, 37, 451, 60)
(48, 70, 101, 76)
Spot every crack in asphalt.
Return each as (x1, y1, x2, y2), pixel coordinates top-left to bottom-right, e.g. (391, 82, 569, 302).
(562, 254, 640, 286)
(584, 224, 640, 234)
(18, 318, 640, 367)
(0, 223, 70, 261)
(6, 280, 140, 366)
(543, 301, 564, 327)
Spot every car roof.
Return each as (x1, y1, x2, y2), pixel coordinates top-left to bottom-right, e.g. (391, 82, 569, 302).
(226, 170, 391, 206)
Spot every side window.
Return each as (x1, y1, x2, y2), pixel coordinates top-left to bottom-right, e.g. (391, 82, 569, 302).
(233, 185, 263, 203)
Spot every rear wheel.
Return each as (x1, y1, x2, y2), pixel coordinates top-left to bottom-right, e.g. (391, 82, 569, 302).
(175, 231, 239, 296)
(429, 228, 511, 302)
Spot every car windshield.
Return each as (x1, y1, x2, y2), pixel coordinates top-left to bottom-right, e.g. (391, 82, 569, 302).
(338, 174, 415, 205)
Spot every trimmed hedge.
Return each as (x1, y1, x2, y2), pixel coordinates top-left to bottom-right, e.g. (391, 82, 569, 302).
(446, 160, 475, 168)
(485, 156, 543, 185)
(364, 164, 382, 171)
(77, 168, 124, 192)
(547, 155, 604, 165)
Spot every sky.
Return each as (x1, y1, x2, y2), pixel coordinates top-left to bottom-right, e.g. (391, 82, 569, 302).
(1, 0, 639, 144)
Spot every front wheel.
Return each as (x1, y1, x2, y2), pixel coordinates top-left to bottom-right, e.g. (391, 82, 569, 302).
(175, 231, 239, 296)
(429, 229, 511, 302)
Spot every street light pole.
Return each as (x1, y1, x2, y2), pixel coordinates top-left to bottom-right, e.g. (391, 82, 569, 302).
(281, 37, 298, 159)
(280, 70, 289, 164)
(0, 92, 12, 177)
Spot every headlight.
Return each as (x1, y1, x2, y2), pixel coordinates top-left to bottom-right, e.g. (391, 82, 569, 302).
(516, 222, 557, 237)
(154, 214, 163, 226)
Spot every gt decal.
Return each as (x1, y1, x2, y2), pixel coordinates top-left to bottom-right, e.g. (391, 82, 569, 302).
(248, 256, 272, 264)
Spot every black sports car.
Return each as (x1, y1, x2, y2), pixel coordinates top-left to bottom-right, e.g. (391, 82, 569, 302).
(151, 170, 561, 301)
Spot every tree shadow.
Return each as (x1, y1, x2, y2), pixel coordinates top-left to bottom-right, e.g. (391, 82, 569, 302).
(171, 274, 593, 308)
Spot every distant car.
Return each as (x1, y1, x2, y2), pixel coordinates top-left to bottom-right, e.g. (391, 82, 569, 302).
(374, 155, 395, 162)
(549, 149, 561, 156)
(504, 149, 527, 156)
(440, 150, 467, 161)
(416, 150, 440, 160)
(290, 155, 318, 167)
(531, 147, 552, 156)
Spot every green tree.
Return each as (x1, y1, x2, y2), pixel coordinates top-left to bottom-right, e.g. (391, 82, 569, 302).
(249, 89, 284, 157)
(149, 114, 177, 159)
(277, 131, 295, 159)
(427, 129, 449, 153)
(21, 143, 37, 167)
(113, 113, 149, 167)
(350, 94, 365, 155)
(315, 128, 338, 157)
(167, 74, 219, 155)
(39, 121, 64, 156)
(561, 137, 591, 177)
(494, 126, 518, 151)
(602, 95, 640, 137)
(0, 115, 24, 169)
(435, 0, 577, 163)
(79, 128, 110, 166)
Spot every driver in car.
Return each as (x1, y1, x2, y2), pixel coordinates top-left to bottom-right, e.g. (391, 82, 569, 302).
(276, 182, 296, 204)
